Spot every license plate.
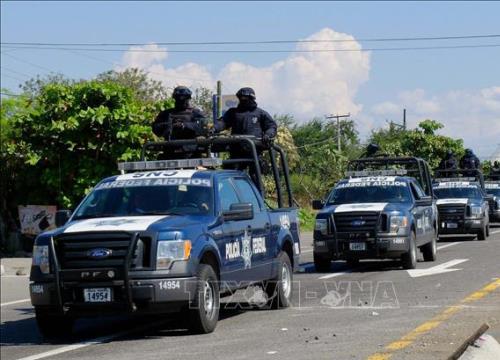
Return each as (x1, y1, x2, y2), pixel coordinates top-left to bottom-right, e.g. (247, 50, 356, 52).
(446, 222, 458, 229)
(83, 288, 112, 303)
(349, 242, 366, 251)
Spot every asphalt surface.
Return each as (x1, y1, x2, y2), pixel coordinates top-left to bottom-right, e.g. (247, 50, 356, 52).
(1, 227, 500, 360)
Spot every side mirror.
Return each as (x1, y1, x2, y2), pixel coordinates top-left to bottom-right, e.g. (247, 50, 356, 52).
(55, 210, 72, 227)
(415, 196, 433, 207)
(222, 203, 254, 222)
(312, 200, 324, 210)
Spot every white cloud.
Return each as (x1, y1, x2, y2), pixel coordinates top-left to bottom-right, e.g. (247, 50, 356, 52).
(118, 28, 370, 120)
(368, 87, 500, 158)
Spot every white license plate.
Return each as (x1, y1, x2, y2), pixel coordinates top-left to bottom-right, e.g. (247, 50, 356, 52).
(446, 222, 458, 229)
(84, 288, 112, 303)
(349, 242, 366, 251)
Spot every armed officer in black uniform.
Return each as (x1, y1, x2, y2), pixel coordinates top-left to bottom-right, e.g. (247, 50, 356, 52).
(460, 148, 481, 176)
(439, 150, 458, 177)
(214, 87, 277, 180)
(152, 86, 207, 158)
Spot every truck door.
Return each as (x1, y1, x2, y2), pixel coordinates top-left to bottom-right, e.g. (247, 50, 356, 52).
(216, 177, 245, 286)
(233, 177, 273, 282)
(410, 181, 432, 244)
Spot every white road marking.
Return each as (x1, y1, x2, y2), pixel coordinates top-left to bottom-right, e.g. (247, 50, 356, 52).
(437, 242, 460, 250)
(15, 320, 168, 360)
(1, 298, 31, 307)
(1, 275, 29, 278)
(318, 270, 353, 280)
(301, 249, 314, 253)
(490, 229, 500, 235)
(407, 259, 469, 278)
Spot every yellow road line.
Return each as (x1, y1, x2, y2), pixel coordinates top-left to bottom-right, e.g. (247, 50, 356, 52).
(367, 278, 500, 360)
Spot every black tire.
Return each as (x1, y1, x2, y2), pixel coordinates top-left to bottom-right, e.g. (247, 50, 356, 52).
(187, 264, 220, 334)
(477, 225, 487, 241)
(346, 258, 360, 267)
(313, 252, 331, 272)
(265, 251, 293, 309)
(421, 231, 437, 262)
(401, 232, 417, 269)
(35, 308, 74, 340)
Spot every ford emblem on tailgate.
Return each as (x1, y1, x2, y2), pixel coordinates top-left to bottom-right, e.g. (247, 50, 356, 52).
(88, 248, 112, 259)
(351, 220, 366, 226)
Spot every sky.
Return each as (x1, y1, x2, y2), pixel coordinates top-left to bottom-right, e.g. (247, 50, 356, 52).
(1, 1, 500, 158)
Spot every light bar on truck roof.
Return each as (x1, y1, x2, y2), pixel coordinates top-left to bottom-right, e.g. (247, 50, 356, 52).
(345, 169, 408, 177)
(117, 158, 222, 172)
(434, 177, 477, 182)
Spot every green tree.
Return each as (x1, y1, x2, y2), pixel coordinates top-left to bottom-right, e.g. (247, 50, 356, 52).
(4, 80, 168, 210)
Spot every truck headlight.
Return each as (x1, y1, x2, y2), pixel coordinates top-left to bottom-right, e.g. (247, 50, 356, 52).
(156, 240, 192, 269)
(389, 216, 408, 235)
(470, 206, 482, 217)
(315, 218, 328, 235)
(32, 245, 50, 274)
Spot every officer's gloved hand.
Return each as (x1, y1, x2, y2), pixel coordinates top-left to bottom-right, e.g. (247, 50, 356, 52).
(173, 121, 184, 129)
(262, 134, 273, 147)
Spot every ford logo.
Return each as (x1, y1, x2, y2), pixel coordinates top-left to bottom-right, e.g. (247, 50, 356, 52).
(351, 220, 366, 226)
(88, 248, 112, 259)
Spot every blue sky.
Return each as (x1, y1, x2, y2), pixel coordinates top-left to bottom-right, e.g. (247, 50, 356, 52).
(2, 1, 500, 157)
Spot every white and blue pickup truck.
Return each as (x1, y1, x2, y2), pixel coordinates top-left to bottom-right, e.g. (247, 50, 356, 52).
(485, 181, 500, 222)
(312, 170, 438, 271)
(433, 179, 491, 240)
(30, 138, 300, 338)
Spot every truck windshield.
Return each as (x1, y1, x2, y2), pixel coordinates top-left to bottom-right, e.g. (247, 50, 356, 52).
(485, 188, 500, 196)
(73, 185, 213, 220)
(327, 185, 412, 204)
(433, 187, 483, 199)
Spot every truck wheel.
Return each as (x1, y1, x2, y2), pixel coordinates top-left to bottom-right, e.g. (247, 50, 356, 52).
(477, 225, 487, 241)
(486, 223, 490, 237)
(265, 251, 293, 309)
(35, 308, 74, 339)
(187, 264, 220, 334)
(401, 232, 417, 269)
(421, 232, 437, 262)
(313, 253, 331, 272)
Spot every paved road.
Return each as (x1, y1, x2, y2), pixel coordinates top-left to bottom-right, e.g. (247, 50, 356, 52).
(2, 227, 500, 360)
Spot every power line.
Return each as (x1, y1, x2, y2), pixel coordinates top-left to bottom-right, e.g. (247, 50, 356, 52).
(1, 66, 33, 78)
(2, 34, 500, 46)
(1, 52, 57, 73)
(2, 43, 500, 53)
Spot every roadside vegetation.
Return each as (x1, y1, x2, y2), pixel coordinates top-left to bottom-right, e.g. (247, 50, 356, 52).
(1, 69, 493, 239)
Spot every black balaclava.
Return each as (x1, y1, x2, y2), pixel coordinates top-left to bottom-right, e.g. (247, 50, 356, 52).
(174, 95, 190, 111)
(238, 96, 257, 111)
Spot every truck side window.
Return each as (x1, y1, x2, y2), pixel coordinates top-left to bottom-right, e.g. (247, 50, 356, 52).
(234, 178, 262, 212)
(410, 182, 426, 200)
(218, 178, 240, 212)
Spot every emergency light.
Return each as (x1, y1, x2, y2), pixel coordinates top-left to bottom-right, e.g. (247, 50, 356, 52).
(118, 158, 222, 173)
(345, 169, 408, 177)
(434, 177, 477, 182)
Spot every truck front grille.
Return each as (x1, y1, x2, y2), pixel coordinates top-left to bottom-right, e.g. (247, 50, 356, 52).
(437, 204, 466, 221)
(54, 232, 151, 271)
(333, 212, 382, 237)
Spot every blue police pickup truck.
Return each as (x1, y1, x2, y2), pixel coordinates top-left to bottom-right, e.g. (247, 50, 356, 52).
(433, 179, 491, 240)
(485, 180, 500, 222)
(312, 170, 437, 271)
(30, 138, 300, 337)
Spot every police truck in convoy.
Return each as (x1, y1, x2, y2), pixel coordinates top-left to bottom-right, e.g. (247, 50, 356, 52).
(485, 180, 500, 222)
(29, 137, 300, 337)
(433, 170, 491, 240)
(312, 169, 437, 271)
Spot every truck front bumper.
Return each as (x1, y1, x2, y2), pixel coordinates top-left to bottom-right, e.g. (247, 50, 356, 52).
(30, 276, 198, 316)
(438, 218, 486, 235)
(313, 235, 410, 260)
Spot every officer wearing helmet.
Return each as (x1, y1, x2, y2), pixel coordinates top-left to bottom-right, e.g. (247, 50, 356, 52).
(439, 150, 458, 176)
(215, 87, 277, 147)
(152, 86, 206, 158)
(460, 148, 481, 170)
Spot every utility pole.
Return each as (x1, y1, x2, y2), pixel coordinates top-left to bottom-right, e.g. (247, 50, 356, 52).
(326, 113, 350, 151)
(216, 80, 222, 119)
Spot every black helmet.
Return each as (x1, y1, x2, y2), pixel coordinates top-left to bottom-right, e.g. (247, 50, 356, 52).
(446, 149, 453, 157)
(172, 86, 192, 99)
(236, 87, 256, 99)
(465, 148, 473, 155)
